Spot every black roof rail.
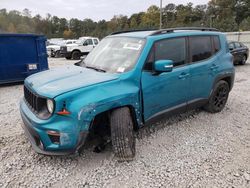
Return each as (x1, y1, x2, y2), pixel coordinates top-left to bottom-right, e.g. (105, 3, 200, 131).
(110, 28, 157, 35)
(150, 27, 219, 36)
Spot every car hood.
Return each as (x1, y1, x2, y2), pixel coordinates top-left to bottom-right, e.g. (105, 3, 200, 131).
(47, 45, 60, 49)
(66, 43, 78, 47)
(25, 65, 119, 98)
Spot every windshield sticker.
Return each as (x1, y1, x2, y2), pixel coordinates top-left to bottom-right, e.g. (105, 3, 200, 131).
(117, 67, 126, 73)
(123, 43, 142, 50)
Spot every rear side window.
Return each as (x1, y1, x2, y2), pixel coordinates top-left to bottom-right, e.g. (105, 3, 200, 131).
(190, 36, 212, 63)
(94, 39, 99, 45)
(213, 36, 221, 53)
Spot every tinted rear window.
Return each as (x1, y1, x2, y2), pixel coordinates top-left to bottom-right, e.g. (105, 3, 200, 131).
(190, 36, 212, 63)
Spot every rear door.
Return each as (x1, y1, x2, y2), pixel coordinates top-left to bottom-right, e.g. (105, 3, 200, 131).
(188, 35, 220, 105)
(141, 37, 190, 120)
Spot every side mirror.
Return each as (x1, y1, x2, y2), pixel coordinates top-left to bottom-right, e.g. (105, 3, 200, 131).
(83, 42, 88, 46)
(229, 47, 234, 51)
(154, 60, 173, 73)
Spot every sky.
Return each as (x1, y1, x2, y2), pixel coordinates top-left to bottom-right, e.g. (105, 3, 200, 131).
(0, 0, 209, 21)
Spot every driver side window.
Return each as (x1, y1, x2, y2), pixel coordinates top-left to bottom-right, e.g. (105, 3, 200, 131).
(144, 37, 187, 71)
(83, 39, 93, 46)
(87, 39, 93, 45)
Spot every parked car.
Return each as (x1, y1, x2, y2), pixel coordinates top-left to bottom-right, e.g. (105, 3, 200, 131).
(46, 43, 61, 57)
(0, 34, 48, 84)
(60, 37, 99, 60)
(228, 41, 249, 65)
(20, 27, 235, 161)
(47, 40, 77, 58)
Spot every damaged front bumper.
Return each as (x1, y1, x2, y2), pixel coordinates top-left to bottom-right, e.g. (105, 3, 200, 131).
(20, 99, 88, 155)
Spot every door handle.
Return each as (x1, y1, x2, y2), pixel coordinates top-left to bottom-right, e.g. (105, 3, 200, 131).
(178, 72, 190, 79)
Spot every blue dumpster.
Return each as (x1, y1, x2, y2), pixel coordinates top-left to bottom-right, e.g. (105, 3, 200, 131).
(0, 34, 48, 84)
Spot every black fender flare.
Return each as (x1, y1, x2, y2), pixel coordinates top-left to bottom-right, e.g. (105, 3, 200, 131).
(211, 72, 235, 96)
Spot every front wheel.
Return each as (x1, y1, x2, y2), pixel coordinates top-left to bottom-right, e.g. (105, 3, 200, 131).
(55, 50, 61, 58)
(204, 80, 229, 113)
(72, 51, 81, 60)
(110, 107, 135, 161)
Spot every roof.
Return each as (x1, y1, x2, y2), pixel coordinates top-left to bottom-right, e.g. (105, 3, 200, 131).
(110, 27, 220, 38)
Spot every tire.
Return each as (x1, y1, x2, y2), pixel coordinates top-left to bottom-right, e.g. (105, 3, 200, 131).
(55, 50, 61, 58)
(110, 107, 135, 161)
(204, 80, 230, 113)
(240, 55, 247, 65)
(72, 51, 81, 60)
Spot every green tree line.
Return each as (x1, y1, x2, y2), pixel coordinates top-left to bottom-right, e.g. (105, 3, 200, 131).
(0, 0, 250, 39)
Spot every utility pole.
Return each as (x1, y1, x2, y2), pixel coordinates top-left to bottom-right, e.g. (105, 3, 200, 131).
(160, 0, 162, 29)
(210, 16, 212, 28)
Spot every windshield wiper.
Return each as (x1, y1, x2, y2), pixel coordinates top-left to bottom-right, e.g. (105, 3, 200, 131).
(85, 66, 106, 72)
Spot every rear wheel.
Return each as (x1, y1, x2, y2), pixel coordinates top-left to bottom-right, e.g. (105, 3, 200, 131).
(204, 80, 229, 113)
(110, 107, 135, 161)
(240, 55, 247, 65)
(72, 51, 81, 60)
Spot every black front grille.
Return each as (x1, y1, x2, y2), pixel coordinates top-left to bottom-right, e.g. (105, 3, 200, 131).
(60, 46, 67, 53)
(24, 85, 45, 113)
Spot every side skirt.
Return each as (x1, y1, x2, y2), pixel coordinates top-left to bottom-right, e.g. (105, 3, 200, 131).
(144, 98, 208, 126)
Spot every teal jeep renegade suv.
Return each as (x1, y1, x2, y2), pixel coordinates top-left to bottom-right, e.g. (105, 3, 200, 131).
(20, 27, 235, 161)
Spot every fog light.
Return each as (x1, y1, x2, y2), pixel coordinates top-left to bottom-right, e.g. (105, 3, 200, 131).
(47, 131, 60, 144)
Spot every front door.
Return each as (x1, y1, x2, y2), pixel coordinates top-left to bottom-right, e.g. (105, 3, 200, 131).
(141, 37, 190, 121)
(83, 39, 95, 53)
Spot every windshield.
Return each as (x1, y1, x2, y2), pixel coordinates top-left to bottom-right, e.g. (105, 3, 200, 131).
(76, 39, 85, 45)
(82, 37, 145, 73)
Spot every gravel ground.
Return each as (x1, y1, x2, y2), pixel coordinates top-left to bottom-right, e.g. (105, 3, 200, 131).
(0, 58, 250, 188)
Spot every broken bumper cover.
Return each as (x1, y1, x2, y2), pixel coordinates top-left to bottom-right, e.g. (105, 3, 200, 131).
(20, 100, 88, 155)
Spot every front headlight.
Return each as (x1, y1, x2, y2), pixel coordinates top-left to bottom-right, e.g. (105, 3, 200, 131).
(47, 99, 54, 114)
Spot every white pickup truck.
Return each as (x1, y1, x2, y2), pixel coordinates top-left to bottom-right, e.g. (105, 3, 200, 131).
(47, 40, 77, 58)
(60, 37, 99, 60)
